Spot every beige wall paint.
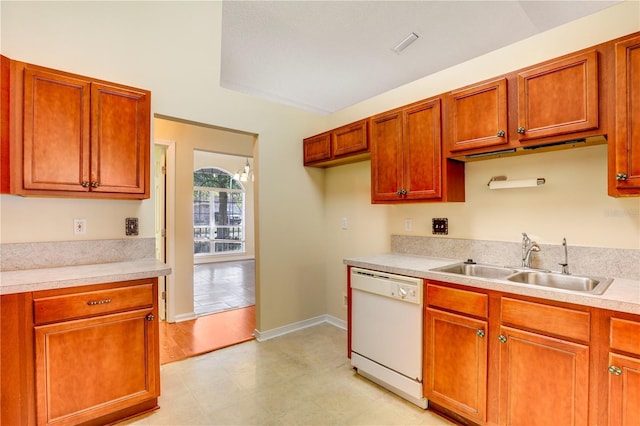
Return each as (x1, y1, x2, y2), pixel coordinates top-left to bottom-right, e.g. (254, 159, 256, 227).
(323, 2, 640, 320)
(1, 2, 327, 331)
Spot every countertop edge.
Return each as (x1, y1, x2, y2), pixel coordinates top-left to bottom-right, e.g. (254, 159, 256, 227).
(0, 259, 172, 295)
(344, 254, 640, 315)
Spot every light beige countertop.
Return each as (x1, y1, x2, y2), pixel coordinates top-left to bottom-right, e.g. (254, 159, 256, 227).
(0, 259, 171, 295)
(344, 253, 640, 315)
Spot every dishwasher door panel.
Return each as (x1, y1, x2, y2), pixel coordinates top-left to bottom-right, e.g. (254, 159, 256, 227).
(351, 288, 423, 381)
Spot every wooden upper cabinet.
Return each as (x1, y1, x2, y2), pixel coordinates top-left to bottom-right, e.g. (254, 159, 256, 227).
(90, 83, 149, 195)
(22, 66, 91, 192)
(448, 78, 508, 153)
(371, 98, 444, 202)
(517, 50, 599, 142)
(612, 34, 640, 193)
(2, 59, 150, 199)
(303, 119, 368, 167)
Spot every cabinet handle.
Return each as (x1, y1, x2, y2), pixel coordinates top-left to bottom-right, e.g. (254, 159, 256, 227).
(616, 173, 628, 181)
(81, 181, 90, 188)
(517, 126, 526, 134)
(87, 298, 111, 306)
(498, 334, 507, 343)
(146, 314, 155, 321)
(497, 130, 505, 138)
(476, 329, 485, 338)
(396, 189, 407, 196)
(608, 365, 622, 376)
(90, 181, 100, 188)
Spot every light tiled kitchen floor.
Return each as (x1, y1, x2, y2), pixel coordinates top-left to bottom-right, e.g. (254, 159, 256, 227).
(121, 323, 454, 426)
(194, 260, 255, 316)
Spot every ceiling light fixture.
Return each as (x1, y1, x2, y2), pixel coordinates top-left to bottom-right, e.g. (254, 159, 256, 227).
(392, 32, 419, 54)
(233, 158, 254, 182)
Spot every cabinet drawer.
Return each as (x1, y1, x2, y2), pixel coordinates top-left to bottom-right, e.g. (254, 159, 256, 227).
(427, 284, 488, 318)
(610, 318, 640, 356)
(34, 283, 154, 324)
(501, 297, 590, 342)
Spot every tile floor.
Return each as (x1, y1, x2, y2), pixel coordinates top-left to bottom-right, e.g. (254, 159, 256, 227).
(194, 260, 255, 316)
(121, 323, 454, 426)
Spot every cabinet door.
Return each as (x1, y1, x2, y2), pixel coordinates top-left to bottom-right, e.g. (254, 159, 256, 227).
(608, 353, 640, 426)
(303, 132, 331, 165)
(403, 98, 442, 200)
(370, 109, 403, 202)
(333, 119, 368, 158)
(22, 65, 91, 192)
(448, 78, 508, 153)
(425, 308, 487, 423)
(517, 51, 598, 141)
(498, 326, 589, 426)
(91, 83, 149, 195)
(613, 35, 640, 191)
(34, 308, 159, 426)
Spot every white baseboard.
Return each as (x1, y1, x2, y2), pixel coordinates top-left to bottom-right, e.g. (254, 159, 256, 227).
(172, 312, 197, 323)
(254, 314, 346, 342)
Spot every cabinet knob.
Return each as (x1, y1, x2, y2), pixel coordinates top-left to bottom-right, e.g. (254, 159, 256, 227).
(81, 181, 90, 188)
(146, 314, 155, 321)
(517, 126, 526, 134)
(608, 365, 622, 376)
(90, 181, 100, 188)
(476, 329, 485, 338)
(498, 334, 507, 343)
(396, 189, 407, 196)
(497, 130, 505, 138)
(616, 173, 628, 181)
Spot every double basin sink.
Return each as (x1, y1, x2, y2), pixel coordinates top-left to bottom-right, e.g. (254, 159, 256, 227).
(431, 262, 613, 295)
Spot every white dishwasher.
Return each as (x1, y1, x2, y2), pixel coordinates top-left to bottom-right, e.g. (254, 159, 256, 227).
(350, 267, 427, 409)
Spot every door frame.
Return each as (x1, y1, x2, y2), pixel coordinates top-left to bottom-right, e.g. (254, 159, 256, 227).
(154, 139, 176, 323)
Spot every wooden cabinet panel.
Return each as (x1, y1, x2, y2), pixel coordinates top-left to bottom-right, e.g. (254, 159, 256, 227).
(427, 283, 488, 318)
(370, 108, 404, 201)
(303, 131, 331, 165)
(34, 308, 158, 426)
(33, 282, 154, 325)
(448, 78, 508, 153)
(91, 83, 149, 195)
(333, 119, 368, 158)
(501, 297, 590, 342)
(517, 50, 599, 142)
(608, 353, 640, 426)
(612, 34, 640, 192)
(498, 326, 589, 426)
(610, 317, 640, 356)
(22, 65, 91, 192)
(425, 308, 488, 423)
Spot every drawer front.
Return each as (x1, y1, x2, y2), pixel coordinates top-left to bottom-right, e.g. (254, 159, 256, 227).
(610, 318, 640, 356)
(34, 283, 154, 324)
(501, 297, 590, 342)
(427, 284, 488, 318)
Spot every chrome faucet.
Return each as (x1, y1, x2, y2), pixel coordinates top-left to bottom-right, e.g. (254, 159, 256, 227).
(559, 238, 570, 274)
(522, 233, 540, 268)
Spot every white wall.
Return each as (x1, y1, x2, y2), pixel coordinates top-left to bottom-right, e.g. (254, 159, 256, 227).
(323, 1, 640, 320)
(1, 1, 328, 331)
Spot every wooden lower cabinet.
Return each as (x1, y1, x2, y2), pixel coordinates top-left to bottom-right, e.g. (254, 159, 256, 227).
(497, 326, 589, 426)
(425, 308, 487, 423)
(0, 278, 160, 426)
(607, 353, 640, 426)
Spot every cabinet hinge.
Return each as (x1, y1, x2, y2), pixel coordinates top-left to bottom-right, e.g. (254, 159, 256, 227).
(161, 291, 166, 300)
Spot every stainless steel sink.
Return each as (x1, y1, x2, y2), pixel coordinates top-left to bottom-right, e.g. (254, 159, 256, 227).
(431, 262, 613, 295)
(507, 271, 613, 295)
(432, 263, 518, 280)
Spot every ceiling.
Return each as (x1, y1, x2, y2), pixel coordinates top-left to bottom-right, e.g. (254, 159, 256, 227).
(220, 1, 620, 115)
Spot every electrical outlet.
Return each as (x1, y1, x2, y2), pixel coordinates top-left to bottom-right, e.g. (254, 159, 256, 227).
(404, 219, 413, 231)
(73, 219, 86, 235)
(432, 218, 448, 235)
(341, 217, 348, 230)
(125, 217, 139, 236)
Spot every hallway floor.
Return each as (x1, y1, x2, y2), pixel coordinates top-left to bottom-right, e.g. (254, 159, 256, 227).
(194, 260, 255, 316)
(121, 323, 454, 426)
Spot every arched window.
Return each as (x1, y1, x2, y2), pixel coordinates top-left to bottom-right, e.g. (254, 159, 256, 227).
(193, 168, 245, 256)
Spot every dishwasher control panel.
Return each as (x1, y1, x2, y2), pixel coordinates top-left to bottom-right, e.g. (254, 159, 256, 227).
(350, 267, 423, 305)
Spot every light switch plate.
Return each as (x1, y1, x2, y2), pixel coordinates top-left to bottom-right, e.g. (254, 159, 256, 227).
(125, 217, 139, 236)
